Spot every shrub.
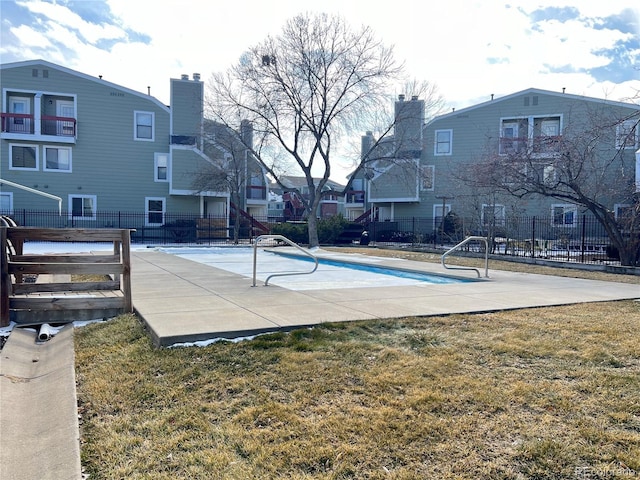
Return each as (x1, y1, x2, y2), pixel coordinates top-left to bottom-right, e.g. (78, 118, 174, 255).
(163, 219, 196, 242)
(317, 214, 349, 244)
(269, 215, 351, 245)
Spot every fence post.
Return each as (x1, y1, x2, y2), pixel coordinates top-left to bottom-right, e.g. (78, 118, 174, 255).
(121, 229, 133, 312)
(412, 217, 416, 246)
(531, 216, 536, 258)
(581, 215, 586, 263)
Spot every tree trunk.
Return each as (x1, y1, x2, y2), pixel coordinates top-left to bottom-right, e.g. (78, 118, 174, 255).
(307, 215, 319, 248)
(617, 242, 640, 267)
(231, 193, 241, 245)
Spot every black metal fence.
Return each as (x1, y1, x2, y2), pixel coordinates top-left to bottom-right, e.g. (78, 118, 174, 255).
(3, 210, 239, 245)
(366, 214, 628, 265)
(2, 209, 635, 266)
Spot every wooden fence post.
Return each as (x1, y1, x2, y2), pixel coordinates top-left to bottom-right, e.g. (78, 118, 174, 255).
(121, 230, 133, 312)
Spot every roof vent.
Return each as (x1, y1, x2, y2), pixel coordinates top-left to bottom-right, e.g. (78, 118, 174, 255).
(411, 95, 418, 101)
(193, 73, 201, 81)
(181, 74, 188, 80)
(398, 94, 405, 101)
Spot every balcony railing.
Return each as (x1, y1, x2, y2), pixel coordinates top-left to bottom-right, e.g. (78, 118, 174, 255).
(1, 113, 33, 134)
(531, 135, 561, 154)
(171, 135, 197, 145)
(346, 190, 365, 204)
(499, 136, 528, 155)
(1, 113, 76, 137)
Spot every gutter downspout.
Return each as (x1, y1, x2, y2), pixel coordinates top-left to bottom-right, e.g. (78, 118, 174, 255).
(0, 178, 63, 215)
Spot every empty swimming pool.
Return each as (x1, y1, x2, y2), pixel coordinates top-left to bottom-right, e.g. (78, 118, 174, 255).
(158, 247, 474, 291)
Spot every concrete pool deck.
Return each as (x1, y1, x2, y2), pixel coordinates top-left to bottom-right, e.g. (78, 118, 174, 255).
(131, 248, 640, 347)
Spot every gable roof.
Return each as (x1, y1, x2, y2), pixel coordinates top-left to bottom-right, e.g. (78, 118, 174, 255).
(427, 87, 640, 126)
(0, 59, 170, 112)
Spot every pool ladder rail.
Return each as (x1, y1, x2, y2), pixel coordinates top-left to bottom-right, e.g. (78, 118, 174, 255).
(441, 236, 490, 278)
(252, 234, 319, 286)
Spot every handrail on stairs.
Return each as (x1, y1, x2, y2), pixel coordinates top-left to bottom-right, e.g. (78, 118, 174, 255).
(441, 236, 489, 278)
(252, 234, 319, 286)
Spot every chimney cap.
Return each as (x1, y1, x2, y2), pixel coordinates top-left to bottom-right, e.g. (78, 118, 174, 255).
(181, 74, 188, 80)
(398, 94, 405, 101)
(193, 73, 201, 81)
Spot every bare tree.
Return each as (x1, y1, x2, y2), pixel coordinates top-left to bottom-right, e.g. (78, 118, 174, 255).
(191, 120, 254, 243)
(463, 104, 640, 266)
(206, 12, 403, 247)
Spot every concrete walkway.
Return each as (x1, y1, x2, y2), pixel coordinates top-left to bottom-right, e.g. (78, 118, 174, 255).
(0, 325, 82, 480)
(131, 248, 640, 346)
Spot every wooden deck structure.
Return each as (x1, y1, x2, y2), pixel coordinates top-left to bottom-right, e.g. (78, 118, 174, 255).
(0, 227, 133, 327)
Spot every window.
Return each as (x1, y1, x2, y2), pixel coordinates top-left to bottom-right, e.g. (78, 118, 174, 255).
(616, 120, 638, 149)
(9, 144, 38, 170)
(0, 192, 13, 214)
(500, 118, 528, 154)
(527, 163, 556, 185)
(44, 146, 72, 172)
(134, 111, 154, 140)
(154, 153, 169, 181)
(420, 165, 435, 191)
(146, 197, 165, 226)
(69, 195, 96, 220)
(482, 204, 505, 226)
(551, 204, 577, 227)
(434, 130, 452, 155)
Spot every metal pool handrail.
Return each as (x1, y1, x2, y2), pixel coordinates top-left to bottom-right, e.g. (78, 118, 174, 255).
(252, 235, 319, 286)
(441, 236, 489, 278)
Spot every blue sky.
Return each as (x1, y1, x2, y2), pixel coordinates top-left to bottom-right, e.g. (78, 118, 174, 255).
(1, 0, 638, 109)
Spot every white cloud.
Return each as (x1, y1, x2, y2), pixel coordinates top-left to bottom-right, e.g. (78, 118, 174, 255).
(1, 0, 639, 180)
(8, 24, 51, 48)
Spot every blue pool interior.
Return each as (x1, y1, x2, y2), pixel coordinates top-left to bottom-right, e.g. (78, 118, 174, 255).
(159, 246, 474, 291)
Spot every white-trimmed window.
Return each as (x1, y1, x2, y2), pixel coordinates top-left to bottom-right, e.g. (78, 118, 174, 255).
(420, 165, 435, 191)
(146, 197, 165, 226)
(0, 192, 13, 214)
(551, 204, 577, 227)
(9, 144, 38, 170)
(134, 111, 154, 141)
(154, 153, 169, 182)
(69, 195, 96, 220)
(616, 120, 638, 149)
(44, 146, 72, 172)
(434, 129, 452, 155)
(482, 204, 505, 226)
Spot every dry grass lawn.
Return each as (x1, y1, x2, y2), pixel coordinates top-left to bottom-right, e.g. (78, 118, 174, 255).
(75, 248, 640, 479)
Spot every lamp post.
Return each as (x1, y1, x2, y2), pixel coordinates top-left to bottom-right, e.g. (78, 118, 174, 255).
(435, 195, 454, 246)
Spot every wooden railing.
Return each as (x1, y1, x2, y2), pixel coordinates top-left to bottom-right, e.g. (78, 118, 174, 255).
(1, 227, 134, 327)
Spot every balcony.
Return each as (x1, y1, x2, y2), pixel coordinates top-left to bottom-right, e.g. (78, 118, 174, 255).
(531, 135, 562, 155)
(171, 135, 197, 145)
(346, 190, 365, 205)
(499, 136, 527, 155)
(1, 113, 76, 142)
